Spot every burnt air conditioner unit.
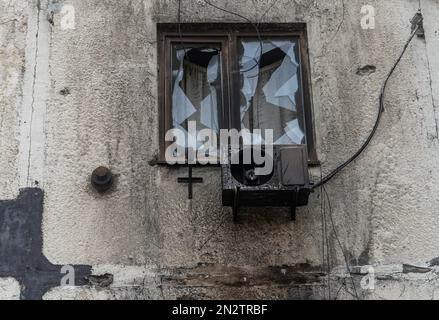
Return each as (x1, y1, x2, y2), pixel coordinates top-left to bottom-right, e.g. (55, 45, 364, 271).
(221, 145, 311, 221)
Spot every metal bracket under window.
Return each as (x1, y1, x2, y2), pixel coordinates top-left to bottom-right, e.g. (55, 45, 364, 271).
(410, 10, 424, 37)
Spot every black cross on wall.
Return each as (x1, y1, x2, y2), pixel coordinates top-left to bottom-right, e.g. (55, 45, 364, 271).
(178, 164, 203, 199)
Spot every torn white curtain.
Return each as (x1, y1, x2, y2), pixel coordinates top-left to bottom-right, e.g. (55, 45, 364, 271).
(172, 49, 220, 133)
(172, 49, 197, 127)
(200, 54, 220, 133)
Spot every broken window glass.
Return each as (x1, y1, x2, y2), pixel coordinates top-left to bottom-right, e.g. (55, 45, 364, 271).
(238, 38, 306, 145)
(171, 43, 222, 156)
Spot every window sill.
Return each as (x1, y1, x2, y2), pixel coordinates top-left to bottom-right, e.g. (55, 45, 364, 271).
(150, 160, 222, 167)
(151, 160, 320, 167)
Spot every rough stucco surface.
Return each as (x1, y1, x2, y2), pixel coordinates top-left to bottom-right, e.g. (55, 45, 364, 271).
(0, 1, 27, 199)
(1, 0, 439, 299)
(0, 278, 20, 300)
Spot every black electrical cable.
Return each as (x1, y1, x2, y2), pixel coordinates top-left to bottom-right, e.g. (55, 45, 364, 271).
(313, 23, 422, 190)
(258, 0, 281, 26)
(177, 1, 220, 61)
(177, 0, 187, 52)
(324, 186, 359, 300)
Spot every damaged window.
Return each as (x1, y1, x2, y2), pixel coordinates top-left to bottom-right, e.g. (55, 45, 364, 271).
(171, 43, 222, 156)
(158, 24, 316, 163)
(238, 38, 305, 145)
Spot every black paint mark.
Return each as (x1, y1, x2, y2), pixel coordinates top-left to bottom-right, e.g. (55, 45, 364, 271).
(59, 87, 70, 96)
(402, 264, 431, 274)
(429, 257, 439, 267)
(356, 65, 376, 76)
(88, 273, 114, 288)
(0, 188, 92, 300)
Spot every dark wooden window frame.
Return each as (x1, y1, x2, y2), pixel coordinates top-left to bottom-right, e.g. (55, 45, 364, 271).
(157, 23, 317, 164)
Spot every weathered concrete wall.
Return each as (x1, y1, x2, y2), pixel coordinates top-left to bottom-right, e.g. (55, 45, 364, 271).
(0, 1, 27, 199)
(1, 0, 439, 299)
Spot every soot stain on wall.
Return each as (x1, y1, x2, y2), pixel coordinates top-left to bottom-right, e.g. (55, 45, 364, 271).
(0, 188, 92, 300)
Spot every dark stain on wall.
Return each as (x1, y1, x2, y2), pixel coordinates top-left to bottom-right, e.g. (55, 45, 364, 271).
(356, 65, 377, 76)
(402, 264, 432, 274)
(159, 263, 326, 300)
(0, 188, 92, 300)
(161, 263, 324, 287)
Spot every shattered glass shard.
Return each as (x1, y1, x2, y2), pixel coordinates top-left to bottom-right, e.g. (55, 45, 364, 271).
(171, 44, 222, 153)
(239, 38, 305, 145)
(172, 84, 198, 126)
(200, 89, 219, 133)
(274, 133, 294, 145)
(206, 54, 219, 83)
(262, 52, 299, 112)
(285, 119, 305, 144)
(200, 55, 220, 133)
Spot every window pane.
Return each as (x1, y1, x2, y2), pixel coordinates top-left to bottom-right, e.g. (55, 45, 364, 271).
(171, 43, 222, 155)
(238, 38, 306, 145)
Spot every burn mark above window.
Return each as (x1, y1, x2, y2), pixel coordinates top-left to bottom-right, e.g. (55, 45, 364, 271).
(158, 23, 316, 163)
